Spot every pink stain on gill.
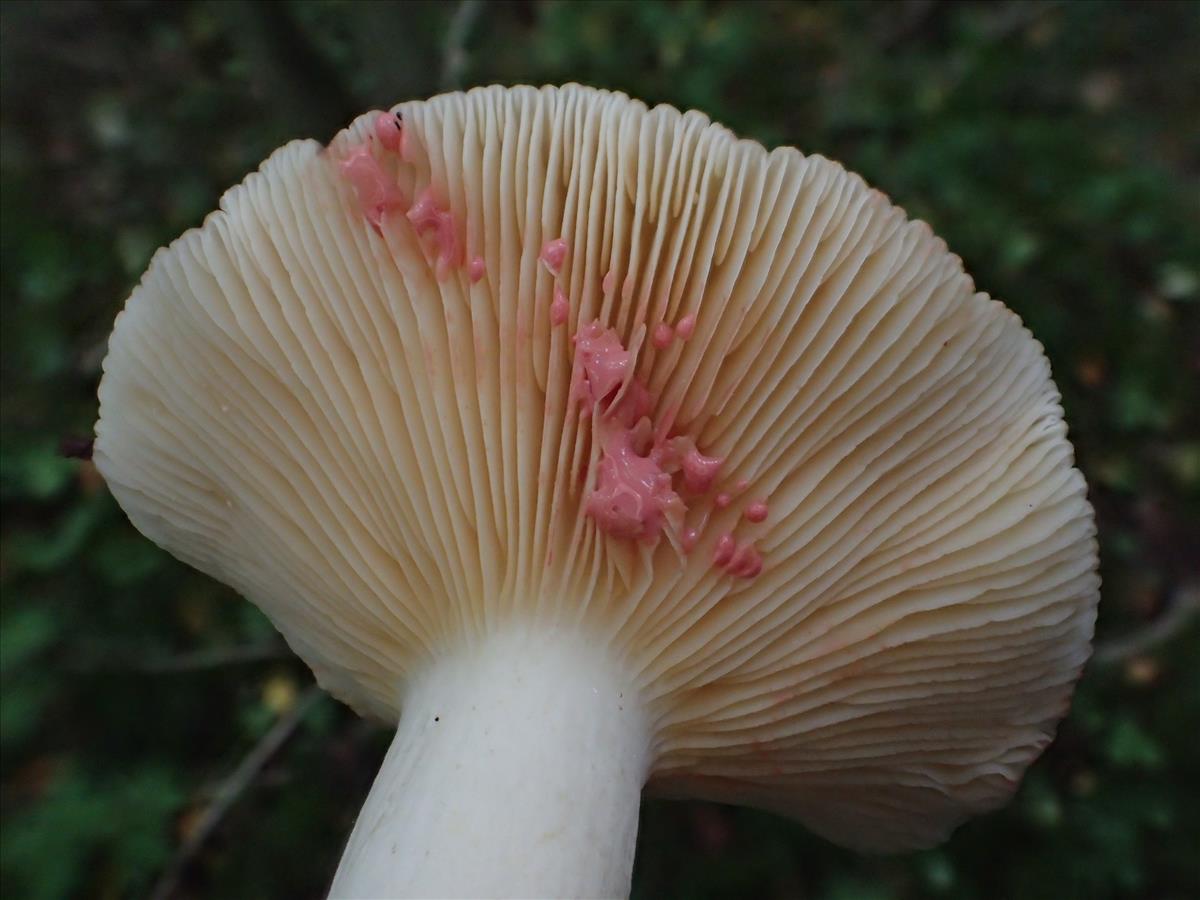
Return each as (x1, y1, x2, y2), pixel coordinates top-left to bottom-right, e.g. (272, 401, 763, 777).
(613, 378, 654, 428)
(550, 287, 569, 326)
(468, 256, 486, 283)
(652, 322, 674, 349)
(675, 313, 697, 340)
(714, 492, 732, 508)
(744, 501, 769, 523)
(407, 187, 461, 281)
(713, 534, 736, 567)
(338, 145, 407, 232)
(602, 270, 615, 294)
(712, 534, 763, 578)
(373, 112, 403, 152)
(540, 238, 569, 274)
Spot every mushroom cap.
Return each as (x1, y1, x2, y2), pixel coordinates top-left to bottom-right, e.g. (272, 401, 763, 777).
(95, 84, 1099, 852)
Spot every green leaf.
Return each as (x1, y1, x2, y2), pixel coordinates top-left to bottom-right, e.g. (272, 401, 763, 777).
(0, 607, 58, 674)
(1111, 377, 1172, 432)
(1105, 717, 1165, 770)
(0, 766, 185, 900)
(0, 681, 52, 748)
(4, 500, 105, 574)
(0, 439, 78, 501)
(88, 531, 166, 587)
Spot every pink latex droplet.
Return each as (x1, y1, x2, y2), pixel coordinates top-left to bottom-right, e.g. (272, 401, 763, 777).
(713, 534, 737, 567)
(675, 313, 697, 340)
(468, 256, 486, 283)
(652, 322, 674, 349)
(407, 187, 461, 280)
(728, 544, 763, 579)
(681, 446, 723, 494)
(374, 111, 403, 153)
(338, 144, 406, 231)
(681, 527, 700, 553)
(744, 501, 769, 523)
(540, 238, 568, 274)
(584, 427, 678, 545)
(550, 287, 569, 326)
(571, 321, 631, 408)
(714, 492, 732, 509)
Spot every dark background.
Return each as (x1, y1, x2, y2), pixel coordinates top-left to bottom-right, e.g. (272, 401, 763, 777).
(2, 2, 1198, 898)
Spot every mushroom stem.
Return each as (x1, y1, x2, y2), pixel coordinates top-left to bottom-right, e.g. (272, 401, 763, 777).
(329, 626, 651, 899)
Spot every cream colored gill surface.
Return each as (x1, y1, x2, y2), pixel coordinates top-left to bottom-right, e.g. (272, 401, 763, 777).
(95, 84, 1098, 850)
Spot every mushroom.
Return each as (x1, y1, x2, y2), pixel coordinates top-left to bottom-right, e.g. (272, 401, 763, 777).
(94, 85, 1099, 899)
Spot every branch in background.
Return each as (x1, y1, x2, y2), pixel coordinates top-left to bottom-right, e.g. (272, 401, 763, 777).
(148, 686, 324, 900)
(59, 435, 94, 460)
(72, 642, 291, 673)
(1093, 583, 1200, 665)
(978, 0, 1065, 42)
(440, 0, 484, 91)
(876, 0, 938, 50)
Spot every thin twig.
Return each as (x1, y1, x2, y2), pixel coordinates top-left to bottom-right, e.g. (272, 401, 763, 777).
(136, 643, 291, 673)
(72, 642, 290, 674)
(147, 686, 324, 900)
(440, 0, 484, 91)
(1093, 584, 1200, 665)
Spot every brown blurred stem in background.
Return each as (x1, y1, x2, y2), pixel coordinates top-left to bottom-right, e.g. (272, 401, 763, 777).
(441, 0, 483, 91)
(1093, 585, 1200, 665)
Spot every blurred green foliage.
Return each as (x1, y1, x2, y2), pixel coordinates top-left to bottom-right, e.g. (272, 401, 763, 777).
(2, 1, 1198, 898)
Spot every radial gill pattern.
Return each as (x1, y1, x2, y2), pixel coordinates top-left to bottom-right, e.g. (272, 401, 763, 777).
(95, 84, 1098, 851)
